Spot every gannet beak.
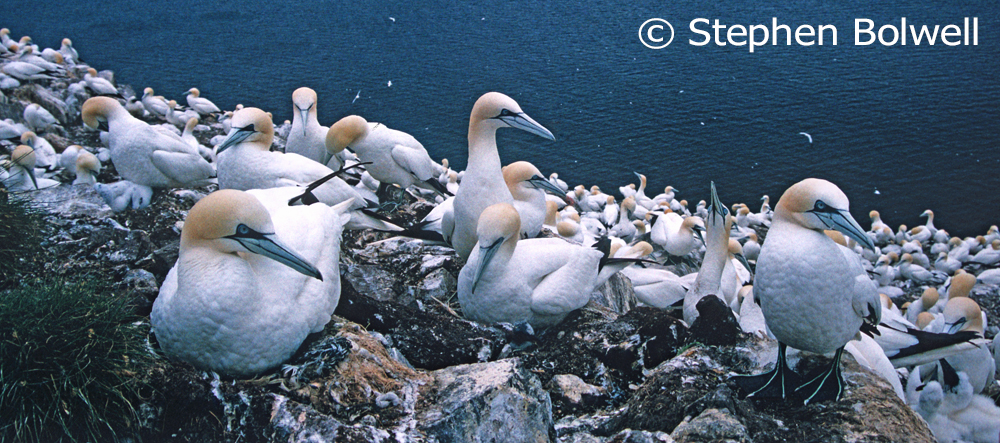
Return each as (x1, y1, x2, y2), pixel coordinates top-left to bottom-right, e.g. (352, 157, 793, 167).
(95, 120, 109, 132)
(735, 253, 753, 278)
(216, 124, 255, 154)
(182, 90, 191, 96)
(24, 164, 39, 189)
(811, 205, 876, 251)
(471, 237, 504, 293)
(693, 225, 705, 245)
(527, 175, 567, 198)
(945, 317, 967, 335)
(298, 107, 309, 135)
(708, 181, 728, 224)
(225, 226, 323, 280)
(495, 110, 555, 140)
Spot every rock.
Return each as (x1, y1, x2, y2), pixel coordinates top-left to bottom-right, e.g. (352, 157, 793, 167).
(670, 408, 751, 443)
(417, 358, 553, 443)
(549, 374, 606, 411)
(687, 295, 743, 347)
(592, 272, 638, 315)
(418, 267, 456, 302)
(344, 263, 401, 302)
(123, 268, 158, 309)
(29, 184, 113, 219)
(265, 394, 345, 442)
(335, 278, 508, 370)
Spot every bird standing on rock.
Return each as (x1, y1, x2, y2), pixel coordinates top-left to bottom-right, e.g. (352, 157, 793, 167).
(734, 178, 880, 404)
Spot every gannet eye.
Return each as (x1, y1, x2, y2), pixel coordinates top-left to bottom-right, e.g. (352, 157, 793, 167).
(814, 200, 827, 211)
(237, 224, 250, 235)
(497, 109, 519, 118)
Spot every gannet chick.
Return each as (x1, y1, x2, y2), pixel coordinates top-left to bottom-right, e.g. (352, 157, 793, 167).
(83, 68, 120, 97)
(141, 87, 169, 117)
(734, 178, 880, 404)
(683, 182, 732, 325)
(450, 92, 554, 260)
(503, 161, 566, 238)
(152, 189, 350, 376)
(73, 150, 100, 185)
(94, 181, 154, 212)
(457, 203, 603, 329)
(326, 114, 450, 196)
(82, 97, 215, 189)
(184, 88, 220, 116)
(215, 107, 398, 231)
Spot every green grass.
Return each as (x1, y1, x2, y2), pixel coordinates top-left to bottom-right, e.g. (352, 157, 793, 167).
(0, 278, 154, 442)
(0, 189, 45, 288)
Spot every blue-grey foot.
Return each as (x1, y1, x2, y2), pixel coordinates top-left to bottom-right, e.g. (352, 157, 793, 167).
(795, 346, 845, 404)
(733, 342, 802, 400)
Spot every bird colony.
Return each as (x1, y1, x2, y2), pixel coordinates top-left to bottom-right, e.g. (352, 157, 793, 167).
(2, 27, 999, 442)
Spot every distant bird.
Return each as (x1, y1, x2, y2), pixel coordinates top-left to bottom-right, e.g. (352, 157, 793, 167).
(23, 103, 59, 133)
(799, 132, 812, 143)
(184, 88, 221, 116)
(83, 68, 121, 98)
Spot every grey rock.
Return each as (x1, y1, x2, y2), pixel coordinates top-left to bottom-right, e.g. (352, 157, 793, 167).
(592, 272, 638, 315)
(344, 263, 401, 302)
(29, 183, 113, 219)
(418, 358, 553, 443)
(670, 408, 751, 443)
(549, 374, 605, 406)
(419, 268, 456, 302)
(265, 394, 344, 442)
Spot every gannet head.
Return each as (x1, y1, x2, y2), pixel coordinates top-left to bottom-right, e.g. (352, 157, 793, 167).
(61, 38, 72, 47)
(142, 87, 154, 98)
(85, 67, 98, 78)
(82, 97, 124, 132)
(920, 287, 939, 309)
(181, 189, 322, 280)
(19, 130, 37, 146)
(621, 196, 636, 217)
(942, 297, 982, 334)
(76, 150, 100, 175)
(633, 172, 646, 187)
(217, 107, 274, 154)
(683, 216, 706, 244)
(471, 203, 521, 293)
(707, 181, 729, 226)
(326, 115, 368, 154)
(920, 209, 933, 220)
(666, 185, 679, 194)
(775, 178, 874, 251)
(469, 92, 554, 141)
(728, 238, 753, 276)
(185, 87, 200, 98)
(292, 87, 317, 131)
(502, 161, 565, 201)
(11, 145, 38, 189)
(915, 311, 935, 330)
(0, 29, 8, 38)
(184, 117, 199, 133)
(949, 270, 975, 299)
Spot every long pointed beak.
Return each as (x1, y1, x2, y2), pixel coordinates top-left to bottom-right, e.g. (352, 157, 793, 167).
(945, 318, 967, 335)
(243, 233, 323, 280)
(25, 165, 38, 189)
(735, 253, 753, 278)
(501, 112, 554, 140)
(216, 125, 255, 155)
(298, 107, 309, 135)
(693, 225, 705, 245)
(817, 209, 876, 251)
(708, 181, 727, 225)
(527, 175, 566, 198)
(471, 237, 504, 293)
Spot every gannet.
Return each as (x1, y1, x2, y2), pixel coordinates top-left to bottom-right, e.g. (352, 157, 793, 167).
(682, 182, 732, 325)
(141, 87, 169, 117)
(548, 172, 568, 193)
(621, 265, 688, 309)
(82, 97, 215, 189)
(94, 181, 154, 212)
(898, 253, 947, 285)
(59, 38, 78, 64)
(83, 68, 120, 97)
(0, 29, 13, 48)
(151, 189, 350, 376)
(976, 268, 1000, 286)
(649, 210, 704, 258)
(326, 115, 450, 196)
(2, 61, 57, 81)
(905, 287, 939, 324)
(165, 100, 199, 128)
(609, 196, 638, 242)
(5, 145, 59, 190)
(181, 117, 214, 161)
(20, 131, 58, 172)
(450, 92, 554, 260)
(23, 103, 59, 133)
(457, 203, 604, 329)
(284, 87, 336, 168)
(184, 88, 220, 116)
(874, 293, 985, 368)
(502, 161, 567, 238)
(215, 107, 398, 231)
(940, 297, 995, 393)
(970, 240, 1000, 266)
(734, 178, 880, 403)
(73, 150, 100, 185)
(743, 232, 761, 262)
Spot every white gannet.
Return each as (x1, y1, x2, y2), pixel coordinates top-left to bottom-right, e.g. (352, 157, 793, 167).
(682, 182, 733, 325)
(82, 97, 215, 189)
(970, 239, 1000, 266)
(743, 232, 761, 262)
(285, 87, 334, 168)
(181, 117, 214, 161)
(548, 172, 568, 193)
(184, 88, 221, 116)
(83, 68, 120, 97)
(450, 92, 554, 260)
(165, 100, 200, 128)
(59, 38, 78, 64)
(20, 131, 58, 172)
(503, 161, 567, 238)
(977, 268, 1000, 286)
(23, 103, 59, 133)
(621, 265, 688, 309)
(905, 287, 939, 324)
(151, 189, 350, 377)
(215, 107, 398, 231)
(4, 145, 59, 190)
(59, 144, 81, 174)
(2, 61, 57, 81)
(73, 150, 100, 185)
(16, 46, 62, 72)
(940, 297, 995, 394)
(601, 195, 619, 226)
(457, 203, 603, 329)
(734, 178, 880, 403)
(326, 114, 450, 197)
(0, 29, 14, 48)
(94, 181, 154, 212)
(608, 196, 638, 242)
(141, 87, 170, 118)
(898, 253, 947, 286)
(874, 293, 986, 369)
(649, 210, 705, 258)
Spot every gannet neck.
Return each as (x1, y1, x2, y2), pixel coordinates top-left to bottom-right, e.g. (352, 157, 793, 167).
(82, 96, 132, 131)
(326, 115, 368, 154)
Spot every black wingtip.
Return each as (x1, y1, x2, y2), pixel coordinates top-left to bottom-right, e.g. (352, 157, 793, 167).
(425, 178, 453, 197)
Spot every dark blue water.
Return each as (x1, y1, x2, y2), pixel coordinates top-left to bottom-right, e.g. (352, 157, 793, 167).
(16, 0, 1000, 237)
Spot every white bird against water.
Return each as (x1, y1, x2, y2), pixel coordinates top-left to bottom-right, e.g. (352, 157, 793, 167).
(450, 92, 554, 260)
(184, 88, 221, 116)
(503, 161, 568, 238)
(285, 87, 336, 168)
(151, 189, 351, 376)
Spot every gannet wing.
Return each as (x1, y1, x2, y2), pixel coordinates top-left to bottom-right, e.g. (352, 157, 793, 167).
(149, 150, 216, 185)
(390, 144, 436, 181)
